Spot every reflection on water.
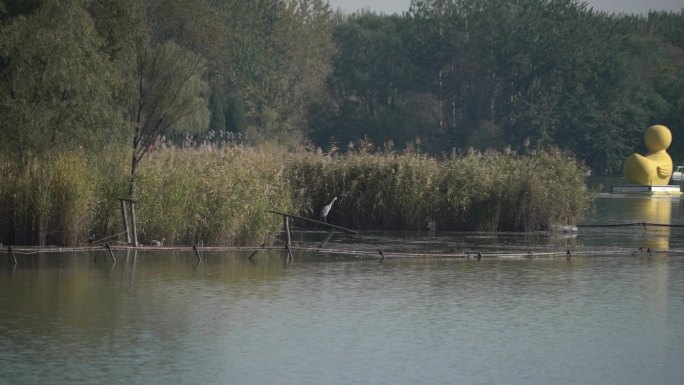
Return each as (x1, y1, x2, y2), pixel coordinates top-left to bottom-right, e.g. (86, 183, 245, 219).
(1, 253, 684, 385)
(584, 195, 683, 251)
(2, 194, 684, 385)
(584, 174, 683, 250)
(629, 196, 672, 249)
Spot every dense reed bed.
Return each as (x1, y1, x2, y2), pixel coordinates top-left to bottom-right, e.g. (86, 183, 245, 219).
(135, 146, 292, 245)
(0, 146, 292, 246)
(0, 144, 592, 246)
(286, 147, 592, 232)
(0, 151, 102, 245)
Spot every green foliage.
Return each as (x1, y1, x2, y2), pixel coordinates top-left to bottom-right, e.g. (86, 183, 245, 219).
(0, 0, 42, 20)
(0, 143, 592, 246)
(313, 1, 684, 173)
(0, 146, 295, 246)
(285, 144, 592, 231)
(0, 152, 98, 245)
(209, 89, 226, 133)
(127, 146, 294, 245)
(158, 0, 336, 142)
(439, 148, 592, 231)
(1, 0, 680, 245)
(225, 97, 247, 133)
(645, 11, 684, 165)
(0, 0, 121, 161)
(123, 38, 210, 195)
(88, 146, 131, 238)
(3, 0, 682, 177)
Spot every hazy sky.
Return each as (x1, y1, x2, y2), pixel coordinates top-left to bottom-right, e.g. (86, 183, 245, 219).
(326, 0, 684, 15)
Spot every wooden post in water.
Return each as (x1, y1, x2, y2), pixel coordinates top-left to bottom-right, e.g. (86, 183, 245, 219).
(248, 250, 259, 261)
(283, 216, 291, 247)
(118, 198, 138, 246)
(119, 198, 138, 247)
(8, 246, 17, 265)
(119, 199, 131, 244)
(318, 229, 336, 248)
(193, 244, 202, 262)
(105, 243, 116, 263)
(130, 201, 138, 247)
(285, 245, 294, 263)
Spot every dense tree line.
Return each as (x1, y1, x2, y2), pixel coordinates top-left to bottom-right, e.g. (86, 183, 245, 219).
(1, 0, 683, 175)
(313, 0, 684, 173)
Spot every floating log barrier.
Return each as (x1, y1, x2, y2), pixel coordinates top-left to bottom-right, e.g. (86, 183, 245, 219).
(5, 244, 684, 263)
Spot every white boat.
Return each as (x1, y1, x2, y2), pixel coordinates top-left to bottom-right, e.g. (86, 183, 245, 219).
(673, 166, 684, 181)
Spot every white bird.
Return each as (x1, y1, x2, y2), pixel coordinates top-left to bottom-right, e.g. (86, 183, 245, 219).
(149, 238, 164, 247)
(319, 197, 337, 223)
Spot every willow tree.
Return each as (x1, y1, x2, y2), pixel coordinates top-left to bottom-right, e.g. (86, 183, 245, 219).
(0, 0, 122, 245)
(0, 0, 119, 164)
(123, 38, 209, 197)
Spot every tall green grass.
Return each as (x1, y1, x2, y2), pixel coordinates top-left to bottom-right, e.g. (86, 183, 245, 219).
(135, 146, 293, 245)
(286, 147, 593, 231)
(285, 148, 441, 229)
(0, 144, 593, 246)
(0, 146, 293, 246)
(0, 151, 99, 245)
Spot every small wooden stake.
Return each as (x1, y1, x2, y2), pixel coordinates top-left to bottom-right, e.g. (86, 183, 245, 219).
(283, 216, 291, 247)
(318, 229, 336, 248)
(193, 244, 202, 262)
(120, 200, 131, 244)
(248, 250, 259, 261)
(105, 243, 116, 263)
(285, 245, 294, 263)
(130, 201, 138, 247)
(8, 246, 17, 265)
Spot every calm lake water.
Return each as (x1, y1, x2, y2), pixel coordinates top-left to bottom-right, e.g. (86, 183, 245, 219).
(2, 194, 684, 385)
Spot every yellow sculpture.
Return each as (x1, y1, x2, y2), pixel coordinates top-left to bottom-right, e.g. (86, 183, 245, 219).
(623, 125, 673, 185)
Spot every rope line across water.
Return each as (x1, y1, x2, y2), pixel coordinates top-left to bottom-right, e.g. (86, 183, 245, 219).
(578, 222, 684, 228)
